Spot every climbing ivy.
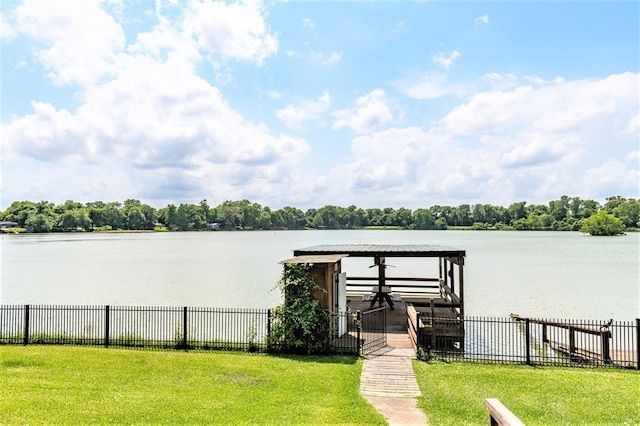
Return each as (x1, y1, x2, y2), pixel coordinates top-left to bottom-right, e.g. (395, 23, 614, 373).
(268, 263, 331, 354)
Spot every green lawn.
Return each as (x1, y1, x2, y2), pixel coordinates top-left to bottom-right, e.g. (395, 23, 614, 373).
(1, 346, 385, 425)
(414, 361, 640, 425)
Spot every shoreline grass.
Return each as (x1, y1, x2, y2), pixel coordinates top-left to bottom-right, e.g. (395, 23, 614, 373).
(1, 346, 384, 425)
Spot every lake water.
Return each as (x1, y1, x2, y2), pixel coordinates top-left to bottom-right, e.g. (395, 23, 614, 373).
(1, 231, 638, 321)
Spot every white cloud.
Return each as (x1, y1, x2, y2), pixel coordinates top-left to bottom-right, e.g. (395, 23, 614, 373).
(275, 91, 332, 128)
(185, 0, 278, 65)
(12, 0, 125, 86)
(432, 50, 460, 70)
(302, 17, 314, 29)
(333, 89, 394, 134)
(2, 0, 309, 205)
(397, 72, 470, 99)
(474, 14, 489, 25)
(309, 51, 342, 66)
(0, 12, 17, 40)
(584, 160, 640, 197)
(440, 73, 639, 137)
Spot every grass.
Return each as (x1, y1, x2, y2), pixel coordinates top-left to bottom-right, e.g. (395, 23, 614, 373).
(414, 361, 640, 425)
(1, 346, 385, 425)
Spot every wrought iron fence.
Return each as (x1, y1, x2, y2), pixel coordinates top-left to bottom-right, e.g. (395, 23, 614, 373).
(414, 313, 639, 369)
(360, 306, 386, 355)
(0, 305, 361, 355)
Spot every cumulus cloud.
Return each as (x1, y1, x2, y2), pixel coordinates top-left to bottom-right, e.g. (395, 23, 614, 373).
(302, 17, 315, 29)
(12, 0, 125, 86)
(2, 0, 310, 204)
(275, 91, 332, 128)
(185, 0, 278, 65)
(432, 50, 460, 70)
(333, 89, 394, 134)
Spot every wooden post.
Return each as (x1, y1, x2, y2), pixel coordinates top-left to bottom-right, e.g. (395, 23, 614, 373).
(601, 330, 611, 364)
(377, 256, 386, 308)
(569, 326, 576, 356)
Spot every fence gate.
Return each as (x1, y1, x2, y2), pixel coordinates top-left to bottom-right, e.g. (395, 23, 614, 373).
(360, 306, 387, 356)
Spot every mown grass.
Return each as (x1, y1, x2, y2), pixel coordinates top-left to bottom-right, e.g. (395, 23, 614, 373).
(414, 361, 640, 425)
(1, 346, 385, 425)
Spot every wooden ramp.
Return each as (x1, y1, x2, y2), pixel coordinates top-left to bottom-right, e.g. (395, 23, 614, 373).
(360, 332, 427, 425)
(360, 332, 421, 398)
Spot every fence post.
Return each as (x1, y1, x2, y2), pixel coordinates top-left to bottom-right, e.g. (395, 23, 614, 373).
(182, 307, 188, 349)
(266, 309, 272, 352)
(23, 304, 30, 345)
(356, 310, 361, 355)
(525, 318, 531, 365)
(636, 319, 640, 371)
(104, 305, 110, 348)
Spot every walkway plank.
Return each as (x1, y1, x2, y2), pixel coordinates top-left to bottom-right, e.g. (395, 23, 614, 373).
(360, 332, 427, 425)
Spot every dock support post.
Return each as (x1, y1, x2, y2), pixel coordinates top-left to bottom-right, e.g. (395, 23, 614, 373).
(601, 330, 611, 364)
(569, 326, 576, 356)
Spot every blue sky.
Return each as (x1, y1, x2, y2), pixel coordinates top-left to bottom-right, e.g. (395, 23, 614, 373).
(1, 0, 638, 210)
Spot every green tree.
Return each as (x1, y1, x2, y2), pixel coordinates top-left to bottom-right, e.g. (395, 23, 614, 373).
(580, 211, 626, 236)
(25, 213, 54, 233)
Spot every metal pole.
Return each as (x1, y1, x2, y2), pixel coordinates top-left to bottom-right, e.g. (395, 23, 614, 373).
(266, 309, 271, 352)
(23, 304, 30, 345)
(182, 306, 188, 349)
(525, 318, 531, 365)
(104, 305, 110, 348)
(636, 319, 640, 371)
(356, 311, 361, 355)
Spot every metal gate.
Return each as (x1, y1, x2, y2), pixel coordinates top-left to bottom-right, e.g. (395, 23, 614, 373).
(360, 306, 387, 355)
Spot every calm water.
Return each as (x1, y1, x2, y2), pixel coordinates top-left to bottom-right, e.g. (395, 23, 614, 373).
(1, 231, 638, 320)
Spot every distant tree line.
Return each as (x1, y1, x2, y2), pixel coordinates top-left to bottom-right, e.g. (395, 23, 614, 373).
(0, 196, 637, 234)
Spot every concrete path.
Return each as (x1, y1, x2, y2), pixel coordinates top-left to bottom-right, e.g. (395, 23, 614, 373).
(360, 333, 428, 425)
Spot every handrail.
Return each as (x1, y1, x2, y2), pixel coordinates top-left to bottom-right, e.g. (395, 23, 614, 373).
(485, 398, 525, 426)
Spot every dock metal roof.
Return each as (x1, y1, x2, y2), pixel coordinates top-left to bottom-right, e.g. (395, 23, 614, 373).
(293, 244, 465, 258)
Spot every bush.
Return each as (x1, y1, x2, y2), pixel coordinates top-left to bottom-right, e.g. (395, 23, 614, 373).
(268, 264, 331, 354)
(580, 211, 626, 236)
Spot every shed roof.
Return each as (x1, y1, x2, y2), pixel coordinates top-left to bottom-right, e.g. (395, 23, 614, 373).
(280, 254, 348, 264)
(293, 244, 465, 258)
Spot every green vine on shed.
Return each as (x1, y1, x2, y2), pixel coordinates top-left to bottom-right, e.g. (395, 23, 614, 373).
(268, 263, 331, 354)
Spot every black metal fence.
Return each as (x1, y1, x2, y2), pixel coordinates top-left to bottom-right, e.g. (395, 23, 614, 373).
(0, 305, 362, 355)
(360, 306, 386, 355)
(414, 313, 639, 369)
